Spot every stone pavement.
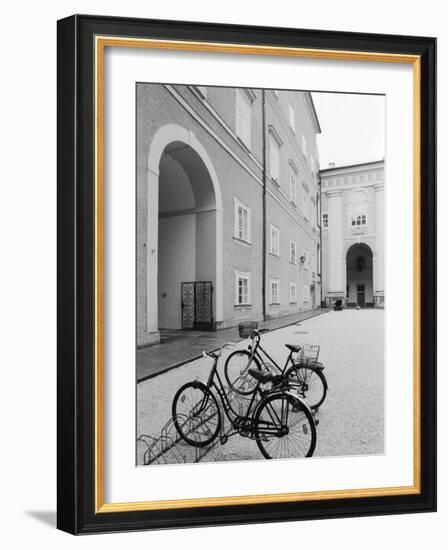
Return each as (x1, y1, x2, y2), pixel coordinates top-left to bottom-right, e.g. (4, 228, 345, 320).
(137, 309, 384, 463)
(137, 308, 328, 382)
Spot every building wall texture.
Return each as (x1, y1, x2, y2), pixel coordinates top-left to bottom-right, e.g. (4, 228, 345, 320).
(136, 84, 322, 347)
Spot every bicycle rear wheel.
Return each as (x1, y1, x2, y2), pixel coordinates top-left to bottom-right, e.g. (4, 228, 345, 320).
(224, 350, 262, 395)
(284, 364, 327, 410)
(172, 382, 221, 447)
(254, 392, 316, 459)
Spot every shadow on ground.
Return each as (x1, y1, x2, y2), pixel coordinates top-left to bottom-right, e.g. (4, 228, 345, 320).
(25, 510, 56, 528)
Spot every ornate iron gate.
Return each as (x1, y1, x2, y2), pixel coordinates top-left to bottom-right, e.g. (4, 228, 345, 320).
(181, 281, 214, 330)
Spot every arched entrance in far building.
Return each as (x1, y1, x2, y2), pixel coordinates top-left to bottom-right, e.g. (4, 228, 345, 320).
(145, 124, 223, 341)
(346, 243, 374, 307)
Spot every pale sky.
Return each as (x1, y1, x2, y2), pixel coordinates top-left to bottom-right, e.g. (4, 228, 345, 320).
(311, 92, 385, 169)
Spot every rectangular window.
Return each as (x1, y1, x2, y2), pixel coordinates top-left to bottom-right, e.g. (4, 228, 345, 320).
(290, 282, 297, 303)
(303, 248, 310, 269)
(270, 279, 280, 304)
(322, 212, 328, 228)
(303, 284, 310, 303)
(235, 271, 250, 306)
(235, 90, 252, 149)
(289, 167, 297, 204)
(311, 198, 317, 227)
(288, 103, 295, 132)
(289, 239, 297, 264)
(270, 224, 280, 256)
(233, 198, 251, 243)
(269, 135, 280, 181)
(302, 186, 309, 219)
(301, 133, 308, 158)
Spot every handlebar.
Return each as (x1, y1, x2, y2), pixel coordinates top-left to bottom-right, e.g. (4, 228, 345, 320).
(249, 328, 269, 340)
(202, 342, 236, 360)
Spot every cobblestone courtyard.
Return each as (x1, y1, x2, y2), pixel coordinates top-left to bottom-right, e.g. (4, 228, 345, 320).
(137, 309, 384, 464)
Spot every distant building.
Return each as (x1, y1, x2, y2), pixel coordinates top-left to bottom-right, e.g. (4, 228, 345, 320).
(320, 161, 385, 308)
(136, 84, 322, 347)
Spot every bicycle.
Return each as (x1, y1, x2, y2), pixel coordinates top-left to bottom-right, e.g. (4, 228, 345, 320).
(172, 343, 317, 460)
(224, 322, 328, 410)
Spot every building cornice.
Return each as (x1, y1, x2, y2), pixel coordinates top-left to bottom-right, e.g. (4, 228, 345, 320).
(305, 92, 322, 134)
(320, 160, 384, 174)
(326, 189, 343, 198)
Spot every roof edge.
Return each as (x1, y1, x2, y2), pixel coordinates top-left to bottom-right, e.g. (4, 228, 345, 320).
(319, 159, 384, 173)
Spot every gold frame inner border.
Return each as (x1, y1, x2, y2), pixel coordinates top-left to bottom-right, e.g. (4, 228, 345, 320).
(94, 36, 421, 514)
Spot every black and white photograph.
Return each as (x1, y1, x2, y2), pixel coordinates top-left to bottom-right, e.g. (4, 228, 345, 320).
(136, 84, 385, 465)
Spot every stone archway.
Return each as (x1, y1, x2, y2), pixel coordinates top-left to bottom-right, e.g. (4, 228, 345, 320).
(144, 124, 223, 344)
(345, 243, 374, 307)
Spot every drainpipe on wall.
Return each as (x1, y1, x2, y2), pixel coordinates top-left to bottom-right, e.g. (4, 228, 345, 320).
(262, 89, 267, 321)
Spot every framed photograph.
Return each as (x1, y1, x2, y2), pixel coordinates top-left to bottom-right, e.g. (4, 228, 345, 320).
(57, 14, 436, 534)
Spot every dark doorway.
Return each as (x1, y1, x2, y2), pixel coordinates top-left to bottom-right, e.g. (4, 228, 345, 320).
(357, 284, 365, 307)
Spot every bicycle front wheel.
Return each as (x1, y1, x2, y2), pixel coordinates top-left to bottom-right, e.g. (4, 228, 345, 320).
(172, 382, 221, 447)
(224, 350, 262, 395)
(254, 392, 316, 459)
(284, 365, 327, 410)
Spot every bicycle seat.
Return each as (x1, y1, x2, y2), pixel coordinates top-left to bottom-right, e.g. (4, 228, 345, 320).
(285, 344, 302, 353)
(248, 368, 274, 384)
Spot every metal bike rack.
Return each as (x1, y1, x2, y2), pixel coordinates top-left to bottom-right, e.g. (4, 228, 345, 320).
(137, 386, 257, 465)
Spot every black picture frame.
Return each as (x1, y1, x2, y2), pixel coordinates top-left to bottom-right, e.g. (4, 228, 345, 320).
(57, 14, 436, 534)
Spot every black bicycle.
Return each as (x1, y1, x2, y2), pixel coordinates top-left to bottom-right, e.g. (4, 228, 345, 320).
(172, 343, 317, 459)
(224, 322, 328, 410)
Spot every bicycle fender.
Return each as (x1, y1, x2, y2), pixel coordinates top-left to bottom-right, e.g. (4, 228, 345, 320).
(191, 379, 207, 390)
(283, 390, 314, 415)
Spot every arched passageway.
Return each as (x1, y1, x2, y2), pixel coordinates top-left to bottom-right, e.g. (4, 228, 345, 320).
(157, 141, 217, 330)
(346, 243, 374, 307)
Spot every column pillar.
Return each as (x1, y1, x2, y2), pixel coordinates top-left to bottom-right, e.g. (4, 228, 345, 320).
(327, 189, 345, 305)
(374, 183, 384, 307)
(145, 168, 161, 345)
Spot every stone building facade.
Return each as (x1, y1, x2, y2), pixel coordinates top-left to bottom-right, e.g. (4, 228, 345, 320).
(137, 84, 322, 347)
(320, 161, 385, 308)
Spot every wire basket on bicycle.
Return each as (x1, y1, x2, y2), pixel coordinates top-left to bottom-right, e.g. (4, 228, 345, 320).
(238, 322, 258, 339)
(294, 344, 321, 367)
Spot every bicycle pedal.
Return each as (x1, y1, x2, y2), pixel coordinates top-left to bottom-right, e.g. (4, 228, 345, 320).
(315, 419, 320, 426)
(220, 435, 228, 445)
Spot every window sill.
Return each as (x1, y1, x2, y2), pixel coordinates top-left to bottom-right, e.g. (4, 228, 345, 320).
(289, 261, 297, 266)
(270, 302, 280, 306)
(290, 301, 298, 305)
(269, 252, 280, 258)
(234, 304, 252, 309)
(233, 236, 252, 247)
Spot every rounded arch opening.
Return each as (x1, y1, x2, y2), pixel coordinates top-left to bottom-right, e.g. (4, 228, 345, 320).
(345, 243, 374, 307)
(145, 124, 223, 339)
